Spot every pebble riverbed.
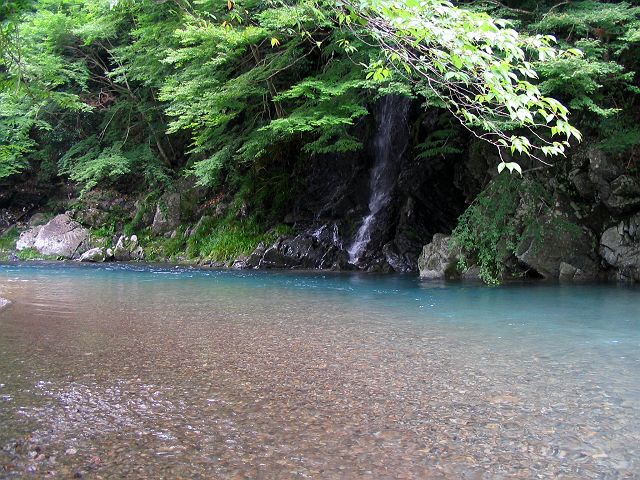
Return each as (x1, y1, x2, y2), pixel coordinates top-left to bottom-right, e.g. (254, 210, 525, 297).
(0, 264, 639, 478)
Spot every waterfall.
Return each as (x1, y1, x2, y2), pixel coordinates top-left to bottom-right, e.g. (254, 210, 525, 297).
(347, 95, 410, 265)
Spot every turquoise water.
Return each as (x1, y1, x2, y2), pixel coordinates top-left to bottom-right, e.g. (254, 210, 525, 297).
(0, 263, 639, 478)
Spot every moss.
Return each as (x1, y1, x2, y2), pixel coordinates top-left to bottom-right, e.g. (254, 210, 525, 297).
(0, 227, 19, 251)
(15, 248, 59, 261)
(125, 190, 160, 236)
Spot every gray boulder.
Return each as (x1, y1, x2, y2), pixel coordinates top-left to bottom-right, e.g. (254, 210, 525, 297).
(152, 192, 181, 235)
(418, 234, 460, 280)
(16, 213, 90, 259)
(78, 247, 106, 263)
(516, 215, 598, 281)
(16, 225, 42, 251)
(600, 214, 640, 282)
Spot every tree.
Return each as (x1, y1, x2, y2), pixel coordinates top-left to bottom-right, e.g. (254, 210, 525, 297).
(0, 0, 585, 186)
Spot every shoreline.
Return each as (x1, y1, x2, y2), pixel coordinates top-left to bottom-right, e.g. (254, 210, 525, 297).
(0, 259, 637, 287)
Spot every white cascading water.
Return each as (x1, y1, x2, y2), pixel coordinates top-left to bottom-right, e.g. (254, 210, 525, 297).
(347, 96, 409, 264)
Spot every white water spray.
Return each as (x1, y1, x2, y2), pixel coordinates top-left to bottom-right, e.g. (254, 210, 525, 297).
(348, 96, 409, 264)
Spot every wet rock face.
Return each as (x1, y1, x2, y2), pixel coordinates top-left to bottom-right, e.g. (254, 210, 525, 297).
(600, 214, 640, 282)
(276, 97, 466, 273)
(243, 235, 350, 270)
(16, 214, 90, 259)
(418, 234, 460, 280)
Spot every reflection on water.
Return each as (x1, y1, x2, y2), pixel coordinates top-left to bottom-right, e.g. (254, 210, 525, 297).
(0, 263, 639, 478)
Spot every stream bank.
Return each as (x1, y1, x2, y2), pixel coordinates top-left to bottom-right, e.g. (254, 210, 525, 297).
(1, 95, 639, 283)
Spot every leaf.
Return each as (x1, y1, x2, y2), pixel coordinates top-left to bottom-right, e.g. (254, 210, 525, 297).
(270, 37, 281, 47)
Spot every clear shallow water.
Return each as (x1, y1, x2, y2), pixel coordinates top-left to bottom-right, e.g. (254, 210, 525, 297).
(0, 263, 638, 479)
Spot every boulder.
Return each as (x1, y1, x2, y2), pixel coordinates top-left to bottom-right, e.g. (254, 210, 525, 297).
(516, 216, 598, 281)
(152, 192, 181, 235)
(606, 175, 640, 213)
(70, 190, 136, 229)
(600, 214, 640, 282)
(16, 225, 42, 251)
(244, 234, 349, 270)
(16, 213, 90, 259)
(418, 234, 460, 280)
(113, 235, 144, 261)
(78, 247, 106, 263)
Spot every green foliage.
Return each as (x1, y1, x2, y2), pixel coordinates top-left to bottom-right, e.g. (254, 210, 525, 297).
(15, 247, 60, 261)
(415, 114, 463, 159)
(0, 0, 585, 189)
(0, 227, 20, 251)
(193, 216, 267, 262)
(527, 1, 640, 155)
(342, 0, 583, 169)
(451, 174, 550, 284)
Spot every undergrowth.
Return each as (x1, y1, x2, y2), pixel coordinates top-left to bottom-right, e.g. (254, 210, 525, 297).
(451, 173, 550, 284)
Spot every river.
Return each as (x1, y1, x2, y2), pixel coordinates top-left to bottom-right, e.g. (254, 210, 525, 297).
(0, 263, 638, 478)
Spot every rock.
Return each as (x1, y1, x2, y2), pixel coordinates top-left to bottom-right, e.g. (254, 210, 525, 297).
(70, 190, 136, 229)
(382, 242, 415, 273)
(244, 234, 349, 270)
(78, 248, 106, 263)
(232, 255, 249, 269)
(418, 234, 460, 280)
(73, 207, 109, 229)
(606, 175, 640, 213)
(17, 214, 90, 259)
(112, 235, 144, 261)
(516, 215, 598, 281)
(27, 213, 49, 227)
(462, 265, 481, 281)
(586, 148, 640, 214)
(0, 297, 10, 310)
(558, 262, 593, 282)
(600, 213, 640, 282)
(568, 169, 595, 200)
(16, 225, 42, 251)
(152, 192, 181, 234)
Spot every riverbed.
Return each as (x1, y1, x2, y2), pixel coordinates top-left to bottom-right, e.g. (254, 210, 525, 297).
(0, 263, 638, 478)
